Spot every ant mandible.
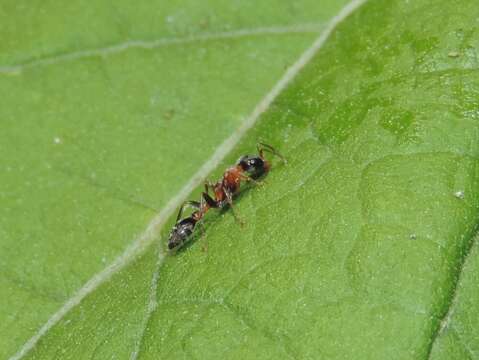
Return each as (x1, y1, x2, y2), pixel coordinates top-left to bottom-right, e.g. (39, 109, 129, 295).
(167, 143, 285, 251)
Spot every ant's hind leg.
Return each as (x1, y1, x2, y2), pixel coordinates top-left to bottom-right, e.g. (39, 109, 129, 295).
(225, 190, 245, 227)
(200, 221, 209, 253)
(176, 200, 201, 222)
(196, 220, 206, 239)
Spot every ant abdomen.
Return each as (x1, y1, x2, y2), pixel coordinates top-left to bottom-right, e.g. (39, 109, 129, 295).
(168, 218, 196, 250)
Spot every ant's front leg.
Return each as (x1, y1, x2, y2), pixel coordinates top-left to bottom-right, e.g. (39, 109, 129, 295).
(240, 173, 265, 187)
(257, 142, 287, 164)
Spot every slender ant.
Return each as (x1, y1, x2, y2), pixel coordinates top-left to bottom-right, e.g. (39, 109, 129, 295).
(167, 143, 285, 251)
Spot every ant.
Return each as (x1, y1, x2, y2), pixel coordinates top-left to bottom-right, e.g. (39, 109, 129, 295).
(167, 143, 285, 251)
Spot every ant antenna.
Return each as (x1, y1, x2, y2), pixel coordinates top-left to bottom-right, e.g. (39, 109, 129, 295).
(257, 142, 287, 164)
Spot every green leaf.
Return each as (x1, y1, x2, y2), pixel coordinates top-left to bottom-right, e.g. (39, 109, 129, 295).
(430, 234, 479, 359)
(0, 0, 351, 358)
(3, 0, 479, 359)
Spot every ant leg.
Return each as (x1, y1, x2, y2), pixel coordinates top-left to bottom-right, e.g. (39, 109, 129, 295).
(202, 191, 219, 209)
(257, 142, 287, 164)
(204, 181, 217, 194)
(199, 220, 205, 235)
(240, 173, 265, 187)
(195, 198, 210, 251)
(225, 189, 245, 226)
(176, 200, 201, 222)
(200, 221, 209, 252)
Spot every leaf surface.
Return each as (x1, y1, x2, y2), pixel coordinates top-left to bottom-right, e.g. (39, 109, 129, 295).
(4, 0, 479, 359)
(0, 0, 351, 358)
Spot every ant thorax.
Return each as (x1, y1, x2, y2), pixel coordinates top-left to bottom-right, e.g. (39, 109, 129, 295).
(224, 167, 242, 189)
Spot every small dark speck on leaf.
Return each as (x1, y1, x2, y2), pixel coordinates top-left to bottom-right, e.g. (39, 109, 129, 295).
(164, 109, 176, 121)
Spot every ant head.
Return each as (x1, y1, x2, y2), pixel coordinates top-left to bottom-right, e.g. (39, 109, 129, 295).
(237, 155, 269, 179)
(167, 218, 196, 250)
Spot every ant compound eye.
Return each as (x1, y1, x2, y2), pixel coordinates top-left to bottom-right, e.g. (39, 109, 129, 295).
(238, 155, 251, 171)
(249, 157, 264, 169)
